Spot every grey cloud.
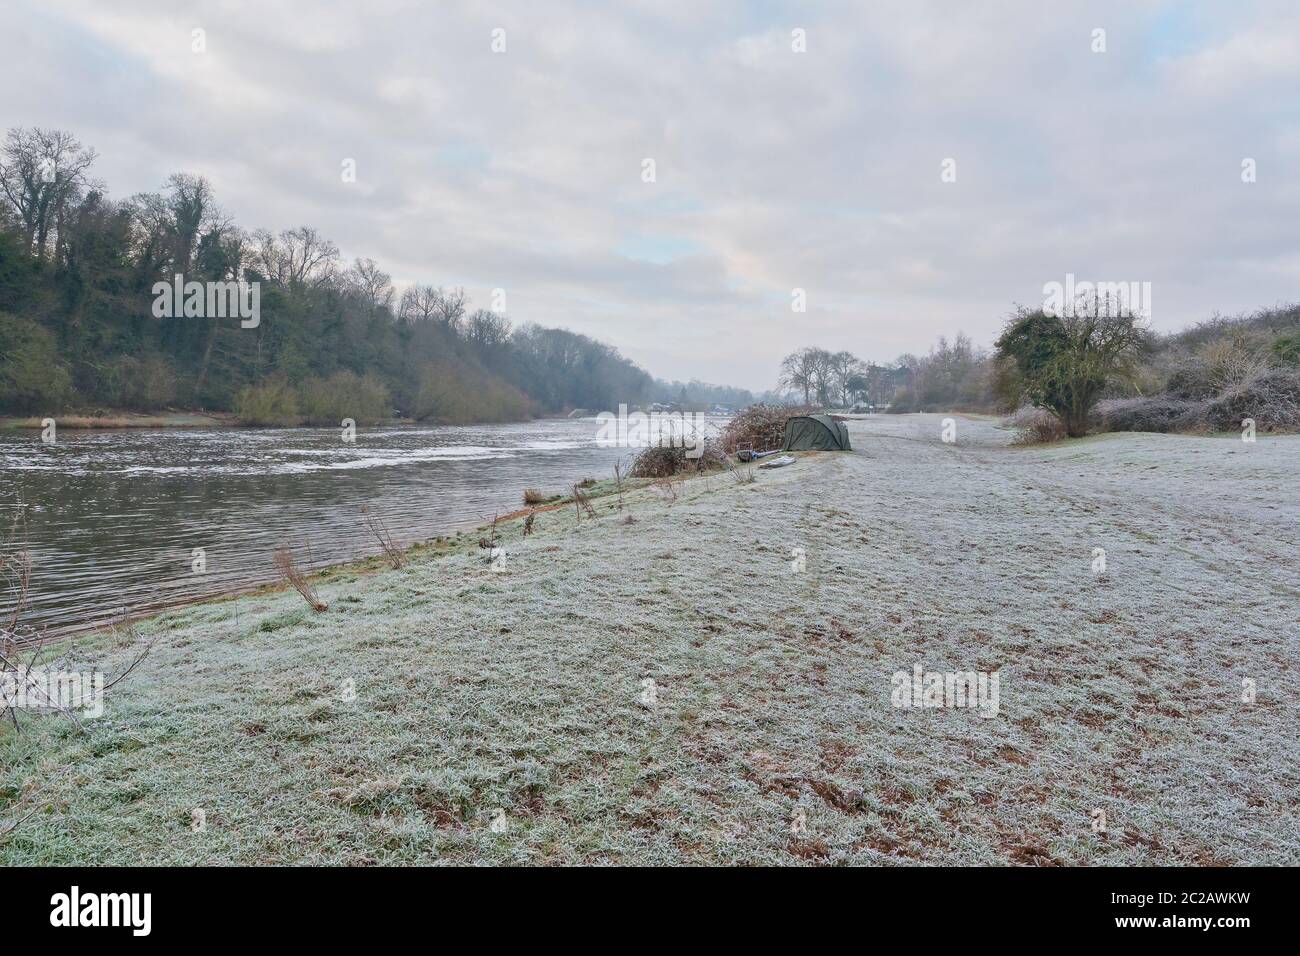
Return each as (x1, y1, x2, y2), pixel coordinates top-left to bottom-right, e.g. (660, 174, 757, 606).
(4, 0, 1296, 387)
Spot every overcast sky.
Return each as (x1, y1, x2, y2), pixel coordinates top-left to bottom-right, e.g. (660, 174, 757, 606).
(5, 1, 1298, 389)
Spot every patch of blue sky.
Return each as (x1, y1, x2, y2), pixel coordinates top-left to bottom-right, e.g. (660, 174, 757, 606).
(436, 144, 491, 169)
(1144, 3, 1207, 62)
(615, 235, 703, 264)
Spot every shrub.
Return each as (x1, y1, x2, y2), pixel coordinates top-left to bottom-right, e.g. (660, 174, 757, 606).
(272, 545, 326, 611)
(1205, 369, 1300, 432)
(415, 363, 532, 424)
(1197, 336, 1272, 391)
(628, 440, 727, 478)
(234, 379, 300, 426)
(719, 404, 817, 453)
(95, 353, 178, 410)
(299, 371, 390, 425)
(628, 445, 688, 478)
(522, 488, 548, 505)
(1009, 406, 1067, 444)
(994, 308, 1149, 438)
(1272, 333, 1300, 366)
(1097, 397, 1208, 433)
(1163, 364, 1219, 400)
(137, 355, 179, 409)
(0, 313, 74, 413)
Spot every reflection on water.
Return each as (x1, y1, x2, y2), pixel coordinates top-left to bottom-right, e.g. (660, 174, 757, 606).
(0, 418, 715, 635)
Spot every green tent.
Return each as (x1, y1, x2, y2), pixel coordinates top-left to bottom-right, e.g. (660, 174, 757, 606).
(782, 414, 852, 451)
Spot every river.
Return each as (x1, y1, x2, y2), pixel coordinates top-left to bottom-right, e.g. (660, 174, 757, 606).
(0, 417, 722, 636)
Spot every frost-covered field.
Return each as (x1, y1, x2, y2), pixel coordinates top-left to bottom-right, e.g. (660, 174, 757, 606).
(2, 414, 1296, 864)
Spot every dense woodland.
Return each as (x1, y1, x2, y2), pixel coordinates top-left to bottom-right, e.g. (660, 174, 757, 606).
(0, 127, 683, 424)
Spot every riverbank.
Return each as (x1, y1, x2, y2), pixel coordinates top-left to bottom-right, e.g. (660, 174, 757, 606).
(2, 415, 1296, 864)
(0, 411, 238, 430)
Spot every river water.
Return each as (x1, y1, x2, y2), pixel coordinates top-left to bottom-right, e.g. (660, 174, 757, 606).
(0, 418, 718, 636)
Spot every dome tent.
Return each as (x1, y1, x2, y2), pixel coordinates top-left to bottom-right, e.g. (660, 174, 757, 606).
(781, 414, 852, 451)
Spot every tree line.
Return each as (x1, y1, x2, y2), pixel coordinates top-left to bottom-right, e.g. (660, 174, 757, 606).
(0, 127, 656, 423)
(777, 347, 909, 407)
(778, 310, 1154, 435)
(779, 296, 1299, 438)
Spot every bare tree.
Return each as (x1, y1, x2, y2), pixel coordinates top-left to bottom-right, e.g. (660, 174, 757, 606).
(465, 308, 512, 350)
(808, 348, 836, 405)
(779, 349, 815, 404)
(829, 350, 865, 407)
(348, 257, 394, 316)
(252, 226, 339, 288)
(396, 284, 467, 331)
(0, 127, 99, 262)
(398, 283, 441, 324)
(779, 347, 833, 404)
(433, 286, 468, 331)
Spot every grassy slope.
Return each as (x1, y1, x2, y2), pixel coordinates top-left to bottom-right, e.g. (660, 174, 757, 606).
(2, 415, 1296, 864)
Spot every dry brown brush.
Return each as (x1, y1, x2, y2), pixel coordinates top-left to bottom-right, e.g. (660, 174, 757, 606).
(1009, 406, 1068, 444)
(628, 440, 729, 479)
(273, 545, 327, 611)
(360, 505, 404, 569)
(719, 404, 817, 454)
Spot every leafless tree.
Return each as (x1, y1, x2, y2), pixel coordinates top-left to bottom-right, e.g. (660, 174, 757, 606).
(398, 283, 441, 324)
(349, 257, 394, 315)
(434, 286, 468, 331)
(252, 226, 339, 288)
(828, 350, 866, 406)
(465, 308, 512, 350)
(0, 127, 99, 261)
(779, 347, 833, 404)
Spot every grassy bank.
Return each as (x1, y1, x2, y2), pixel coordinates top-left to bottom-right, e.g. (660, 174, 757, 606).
(2, 416, 1295, 865)
(0, 411, 237, 430)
